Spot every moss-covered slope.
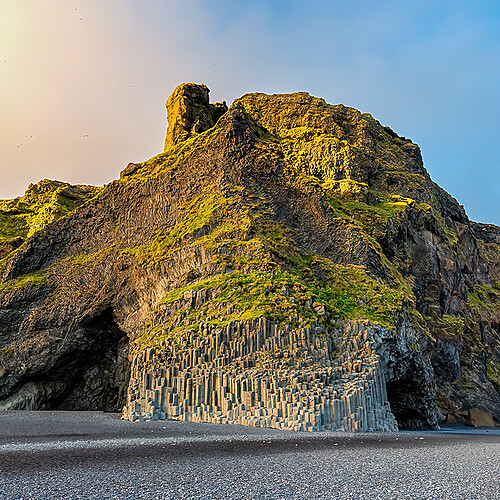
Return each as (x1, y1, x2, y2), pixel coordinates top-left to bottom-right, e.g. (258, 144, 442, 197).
(0, 180, 99, 258)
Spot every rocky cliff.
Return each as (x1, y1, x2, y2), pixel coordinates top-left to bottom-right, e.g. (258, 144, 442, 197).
(1, 83, 499, 431)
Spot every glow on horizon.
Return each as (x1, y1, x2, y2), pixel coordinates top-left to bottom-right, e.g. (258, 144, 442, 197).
(0, 0, 499, 225)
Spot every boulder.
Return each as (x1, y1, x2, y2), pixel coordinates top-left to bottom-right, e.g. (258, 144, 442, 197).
(120, 162, 140, 178)
(465, 408, 495, 427)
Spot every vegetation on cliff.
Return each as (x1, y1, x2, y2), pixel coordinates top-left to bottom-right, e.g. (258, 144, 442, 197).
(0, 180, 99, 246)
(1, 83, 499, 426)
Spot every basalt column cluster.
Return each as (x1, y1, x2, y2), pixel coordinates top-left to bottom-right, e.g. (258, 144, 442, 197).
(122, 318, 398, 432)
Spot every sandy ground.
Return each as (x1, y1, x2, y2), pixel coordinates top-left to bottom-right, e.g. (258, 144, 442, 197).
(0, 411, 498, 499)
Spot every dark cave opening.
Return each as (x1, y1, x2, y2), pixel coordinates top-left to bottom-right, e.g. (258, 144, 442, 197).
(385, 359, 439, 430)
(386, 380, 429, 430)
(55, 307, 130, 412)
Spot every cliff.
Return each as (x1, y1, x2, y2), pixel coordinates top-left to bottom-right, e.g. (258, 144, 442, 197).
(0, 83, 499, 431)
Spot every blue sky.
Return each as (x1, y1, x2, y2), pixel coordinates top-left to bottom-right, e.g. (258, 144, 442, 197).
(1, 0, 499, 224)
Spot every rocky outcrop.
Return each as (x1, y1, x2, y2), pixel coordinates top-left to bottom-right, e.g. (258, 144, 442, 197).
(164, 83, 227, 150)
(1, 83, 499, 431)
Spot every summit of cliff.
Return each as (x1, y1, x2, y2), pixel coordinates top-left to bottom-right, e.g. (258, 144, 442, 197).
(0, 83, 498, 430)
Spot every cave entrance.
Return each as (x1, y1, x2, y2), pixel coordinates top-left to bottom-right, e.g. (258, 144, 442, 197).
(385, 358, 438, 430)
(57, 307, 130, 412)
(386, 379, 427, 430)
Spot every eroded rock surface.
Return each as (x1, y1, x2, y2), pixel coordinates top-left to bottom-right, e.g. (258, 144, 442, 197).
(1, 83, 499, 430)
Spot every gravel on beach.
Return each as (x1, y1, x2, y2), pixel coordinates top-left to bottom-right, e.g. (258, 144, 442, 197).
(0, 411, 498, 499)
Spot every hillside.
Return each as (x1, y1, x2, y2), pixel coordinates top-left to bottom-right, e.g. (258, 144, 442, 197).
(0, 180, 99, 257)
(0, 83, 499, 430)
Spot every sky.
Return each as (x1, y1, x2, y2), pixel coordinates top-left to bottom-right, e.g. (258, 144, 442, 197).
(1, 0, 499, 224)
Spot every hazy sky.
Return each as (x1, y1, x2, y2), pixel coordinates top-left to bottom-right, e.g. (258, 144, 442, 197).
(1, 0, 499, 224)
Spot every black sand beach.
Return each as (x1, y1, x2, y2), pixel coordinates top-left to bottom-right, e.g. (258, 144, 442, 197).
(0, 411, 498, 499)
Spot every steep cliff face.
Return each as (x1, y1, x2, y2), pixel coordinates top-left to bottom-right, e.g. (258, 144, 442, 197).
(0, 83, 498, 430)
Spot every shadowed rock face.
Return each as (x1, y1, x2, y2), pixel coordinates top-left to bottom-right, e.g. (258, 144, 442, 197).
(0, 83, 499, 430)
(0, 237, 23, 260)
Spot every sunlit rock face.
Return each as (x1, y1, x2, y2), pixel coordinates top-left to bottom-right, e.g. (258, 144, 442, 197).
(164, 83, 227, 150)
(1, 83, 499, 431)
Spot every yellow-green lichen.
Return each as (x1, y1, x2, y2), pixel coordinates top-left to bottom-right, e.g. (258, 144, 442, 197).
(0, 180, 100, 246)
(0, 272, 46, 292)
(435, 314, 465, 337)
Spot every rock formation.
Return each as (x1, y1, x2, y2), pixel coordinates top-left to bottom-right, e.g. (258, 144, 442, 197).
(164, 83, 227, 150)
(1, 83, 499, 431)
(124, 316, 399, 432)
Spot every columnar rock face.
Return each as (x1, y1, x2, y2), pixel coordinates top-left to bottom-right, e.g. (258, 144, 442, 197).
(1, 83, 499, 430)
(123, 318, 398, 431)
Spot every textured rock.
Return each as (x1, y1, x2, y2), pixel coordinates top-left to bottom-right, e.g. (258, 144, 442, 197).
(1, 83, 499, 431)
(120, 162, 141, 178)
(123, 317, 399, 432)
(0, 237, 23, 260)
(164, 83, 227, 150)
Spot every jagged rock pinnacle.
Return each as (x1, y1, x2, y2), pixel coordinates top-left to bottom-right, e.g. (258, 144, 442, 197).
(164, 83, 228, 150)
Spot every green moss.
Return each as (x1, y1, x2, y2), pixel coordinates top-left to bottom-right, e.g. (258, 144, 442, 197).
(123, 189, 228, 267)
(37, 246, 118, 309)
(468, 283, 500, 320)
(0, 180, 100, 246)
(191, 221, 250, 249)
(275, 127, 367, 188)
(60, 245, 117, 272)
(0, 272, 46, 292)
(249, 213, 303, 267)
(121, 123, 223, 186)
(327, 195, 408, 236)
(124, 185, 291, 273)
(134, 179, 413, 350)
(127, 131, 426, 350)
(381, 170, 427, 195)
(321, 179, 369, 198)
(486, 359, 500, 386)
(435, 314, 465, 336)
(477, 240, 500, 270)
(139, 255, 406, 349)
(119, 106, 434, 348)
(373, 131, 411, 173)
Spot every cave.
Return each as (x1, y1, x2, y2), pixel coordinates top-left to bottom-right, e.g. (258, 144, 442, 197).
(385, 358, 439, 430)
(55, 307, 130, 412)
